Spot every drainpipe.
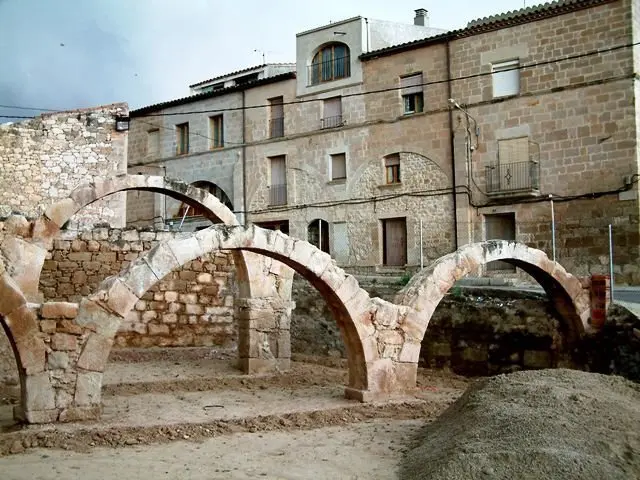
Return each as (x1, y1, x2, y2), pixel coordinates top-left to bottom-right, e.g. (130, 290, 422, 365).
(446, 40, 459, 250)
(364, 18, 370, 52)
(242, 90, 248, 226)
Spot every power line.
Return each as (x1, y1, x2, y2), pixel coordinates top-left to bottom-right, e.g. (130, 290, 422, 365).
(131, 40, 639, 117)
(1, 39, 638, 120)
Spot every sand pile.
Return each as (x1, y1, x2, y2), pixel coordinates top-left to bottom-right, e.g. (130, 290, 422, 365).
(401, 369, 640, 480)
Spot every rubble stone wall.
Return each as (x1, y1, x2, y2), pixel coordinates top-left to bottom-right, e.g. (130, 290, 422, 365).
(0, 103, 128, 228)
(38, 227, 236, 348)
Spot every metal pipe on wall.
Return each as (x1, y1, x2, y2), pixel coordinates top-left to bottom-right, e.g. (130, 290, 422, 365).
(550, 194, 556, 262)
(609, 224, 615, 303)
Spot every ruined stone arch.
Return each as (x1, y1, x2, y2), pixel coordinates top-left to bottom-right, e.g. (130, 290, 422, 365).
(74, 224, 388, 402)
(394, 240, 591, 365)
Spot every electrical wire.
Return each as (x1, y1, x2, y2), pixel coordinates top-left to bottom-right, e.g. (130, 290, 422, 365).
(2, 39, 638, 119)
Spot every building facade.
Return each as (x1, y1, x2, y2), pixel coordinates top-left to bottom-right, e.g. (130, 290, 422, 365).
(127, 1, 640, 284)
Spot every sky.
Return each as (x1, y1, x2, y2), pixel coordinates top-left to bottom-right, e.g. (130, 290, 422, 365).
(0, 0, 551, 120)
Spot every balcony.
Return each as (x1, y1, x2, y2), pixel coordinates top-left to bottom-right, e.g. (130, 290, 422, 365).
(321, 115, 344, 130)
(269, 183, 287, 206)
(485, 161, 541, 198)
(269, 117, 284, 138)
(308, 56, 351, 86)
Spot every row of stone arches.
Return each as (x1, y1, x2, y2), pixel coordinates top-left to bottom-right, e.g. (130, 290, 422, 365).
(0, 174, 591, 423)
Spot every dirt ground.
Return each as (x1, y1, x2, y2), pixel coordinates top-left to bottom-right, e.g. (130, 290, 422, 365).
(0, 348, 469, 479)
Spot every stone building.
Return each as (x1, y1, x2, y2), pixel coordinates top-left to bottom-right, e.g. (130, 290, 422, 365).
(127, 0, 640, 283)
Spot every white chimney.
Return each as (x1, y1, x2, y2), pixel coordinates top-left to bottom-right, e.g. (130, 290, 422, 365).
(414, 8, 428, 26)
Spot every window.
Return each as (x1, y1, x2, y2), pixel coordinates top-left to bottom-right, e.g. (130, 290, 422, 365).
(382, 218, 407, 266)
(484, 213, 516, 271)
(322, 97, 342, 129)
(385, 154, 401, 184)
(209, 115, 224, 149)
(492, 59, 520, 98)
(309, 43, 350, 85)
(147, 129, 159, 159)
(401, 73, 424, 114)
(176, 123, 189, 155)
(269, 96, 284, 138)
(308, 219, 330, 254)
(269, 155, 287, 206)
(330, 153, 346, 180)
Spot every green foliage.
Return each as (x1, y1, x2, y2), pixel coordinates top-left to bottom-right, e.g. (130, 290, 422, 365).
(399, 272, 413, 286)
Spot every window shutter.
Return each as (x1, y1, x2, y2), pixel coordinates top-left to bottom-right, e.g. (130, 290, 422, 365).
(401, 73, 423, 95)
(498, 137, 529, 164)
(492, 60, 520, 97)
(385, 154, 400, 167)
(147, 130, 159, 158)
(331, 154, 346, 179)
(323, 97, 342, 118)
(270, 156, 286, 186)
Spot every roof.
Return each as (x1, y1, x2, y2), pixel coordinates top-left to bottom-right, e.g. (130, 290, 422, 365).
(360, 0, 616, 60)
(296, 16, 362, 37)
(131, 72, 296, 116)
(189, 63, 295, 88)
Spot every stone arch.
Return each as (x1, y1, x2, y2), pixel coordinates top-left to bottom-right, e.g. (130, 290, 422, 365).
(173, 180, 234, 219)
(0, 272, 47, 420)
(7, 174, 277, 300)
(74, 224, 382, 402)
(394, 240, 591, 364)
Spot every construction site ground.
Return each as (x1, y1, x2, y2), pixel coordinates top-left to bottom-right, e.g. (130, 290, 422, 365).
(0, 347, 469, 479)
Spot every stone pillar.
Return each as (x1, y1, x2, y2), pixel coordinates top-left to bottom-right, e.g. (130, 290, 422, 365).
(15, 302, 103, 423)
(235, 298, 295, 373)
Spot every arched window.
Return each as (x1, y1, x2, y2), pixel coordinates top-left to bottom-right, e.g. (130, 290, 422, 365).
(174, 181, 233, 218)
(310, 43, 350, 86)
(308, 219, 330, 254)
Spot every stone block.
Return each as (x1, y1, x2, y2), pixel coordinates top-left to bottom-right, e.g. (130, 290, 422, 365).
(75, 299, 122, 338)
(148, 323, 170, 335)
(39, 319, 57, 333)
(58, 319, 84, 335)
(399, 341, 421, 363)
(117, 260, 158, 302)
(15, 336, 47, 374)
(167, 236, 204, 267)
(24, 372, 56, 411)
(0, 272, 27, 317)
(67, 252, 92, 262)
(77, 334, 113, 372)
(164, 291, 178, 302)
(75, 372, 103, 406)
(102, 278, 139, 318)
(143, 242, 180, 280)
(48, 351, 70, 370)
(19, 408, 59, 424)
(55, 388, 74, 409)
(162, 313, 178, 323)
(51, 333, 77, 351)
(44, 197, 80, 229)
(197, 272, 213, 284)
(41, 301, 79, 319)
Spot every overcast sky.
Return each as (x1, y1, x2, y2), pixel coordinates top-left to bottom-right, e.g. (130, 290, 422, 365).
(0, 0, 549, 119)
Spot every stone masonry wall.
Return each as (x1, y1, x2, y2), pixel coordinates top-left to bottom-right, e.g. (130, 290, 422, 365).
(0, 103, 128, 228)
(39, 227, 236, 348)
(290, 276, 573, 376)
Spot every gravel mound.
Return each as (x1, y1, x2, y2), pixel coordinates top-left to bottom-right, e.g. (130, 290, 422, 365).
(401, 369, 640, 480)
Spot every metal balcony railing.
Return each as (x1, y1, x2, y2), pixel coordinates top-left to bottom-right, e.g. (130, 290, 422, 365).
(269, 117, 284, 138)
(269, 183, 287, 206)
(321, 115, 343, 129)
(308, 56, 350, 86)
(485, 160, 540, 195)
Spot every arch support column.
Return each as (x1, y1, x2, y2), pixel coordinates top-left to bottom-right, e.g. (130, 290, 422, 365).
(236, 298, 295, 373)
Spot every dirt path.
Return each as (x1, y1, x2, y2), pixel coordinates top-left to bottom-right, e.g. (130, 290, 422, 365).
(0, 419, 423, 480)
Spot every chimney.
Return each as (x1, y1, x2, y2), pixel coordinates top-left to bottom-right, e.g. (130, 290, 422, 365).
(414, 8, 428, 26)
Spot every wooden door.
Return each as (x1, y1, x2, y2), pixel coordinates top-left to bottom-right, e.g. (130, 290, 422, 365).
(383, 218, 407, 266)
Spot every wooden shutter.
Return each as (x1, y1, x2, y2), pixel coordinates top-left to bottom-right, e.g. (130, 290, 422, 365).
(270, 156, 286, 186)
(323, 97, 342, 118)
(270, 97, 284, 118)
(331, 153, 346, 179)
(401, 73, 423, 95)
